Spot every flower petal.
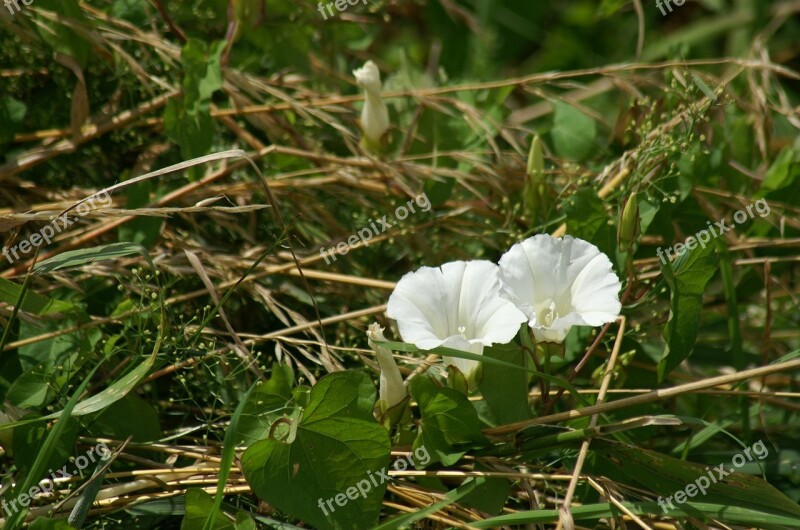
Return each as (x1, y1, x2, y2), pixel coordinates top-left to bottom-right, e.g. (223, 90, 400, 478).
(441, 260, 526, 346)
(387, 260, 526, 353)
(498, 234, 621, 343)
(441, 336, 485, 380)
(569, 253, 622, 325)
(352, 60, 382, 94)
(387, 265, 452, 348)
(532, 311, 589, 343)
(497, 234, 563, 320)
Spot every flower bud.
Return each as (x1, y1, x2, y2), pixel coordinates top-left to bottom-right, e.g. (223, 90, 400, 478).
(524, 135, 548, 221)
(617, 190, 640, 252)
(353, 61, 390, 152)
(367, 323, 406, 411)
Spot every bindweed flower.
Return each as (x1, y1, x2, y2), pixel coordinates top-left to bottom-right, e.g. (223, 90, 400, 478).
(353, 60, 389, 151)
(387, 260, 527, 381)
(498, 234, 621, 344)
(367, 323, 407, 411)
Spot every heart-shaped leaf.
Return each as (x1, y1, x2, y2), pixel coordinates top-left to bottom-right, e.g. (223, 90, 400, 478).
(410, 375, 488, 466)
(241, 371, 391, 530)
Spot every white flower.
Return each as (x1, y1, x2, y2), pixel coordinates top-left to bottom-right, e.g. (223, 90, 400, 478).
(498, 234, 621, 344)
(367, 323, 407, 410)
(353, 60, 389, 148)
(387, 260, 527, 380)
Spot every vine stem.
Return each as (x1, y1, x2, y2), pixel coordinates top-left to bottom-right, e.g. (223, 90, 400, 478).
(485, 353, 800, 437)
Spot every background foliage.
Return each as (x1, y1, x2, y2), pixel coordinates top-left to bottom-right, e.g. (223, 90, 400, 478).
(1, 0, 799, 528)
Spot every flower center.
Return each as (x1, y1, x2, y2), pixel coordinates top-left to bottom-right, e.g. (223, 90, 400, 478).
(538, 299, 559, 327)
(457, 325, 467, 340)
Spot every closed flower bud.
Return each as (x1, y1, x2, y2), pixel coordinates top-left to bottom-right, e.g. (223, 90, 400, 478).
(523, 135, 548, 221)
(353, 61, 390, 152)
(367, 323, 406, 411)
(617, 191, 640, 252)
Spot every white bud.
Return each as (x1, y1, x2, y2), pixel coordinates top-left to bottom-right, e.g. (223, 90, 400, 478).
(353, 60, 382, 94)
(367, 323, 406, 409)
(353, 61, 390, 149)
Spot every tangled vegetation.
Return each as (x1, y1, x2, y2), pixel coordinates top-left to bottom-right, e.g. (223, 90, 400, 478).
(1, 0, 799, 528)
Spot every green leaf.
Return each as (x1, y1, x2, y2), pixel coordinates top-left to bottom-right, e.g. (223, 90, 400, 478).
(181, 489, 256, 530)
(6, 371, 52, 408)
(478, 343, 531, 425)
(692, 74, 718, 102)
(124, 497, 185, 517)
(181, 39, 226, 104)
(237, 363, 295, 447)
(232, 512, 257, 530)
(445, 364, 469, 395)
(716, 239, 743, 367)
(638, 194, 661, 235)
(373, 477, 484, 530)
(409, 375, 488, 467)
(13, 413, 79, 478)
(470, 501, 800, 528)
(0, 96, 27, 148)
(235, 3, 313, 72)
(0, 351, 158, 432)
(593, 439, 800, 522)
(182, 489, 235, 530)
(0, 278, 83, 317)
(204, 381, 262, 530)
(374, 339, 589, 408)
(66, 352, 157, 418)
(241, 371, 391, 530)
(164, 98, 215, 162)
(164, 39, 225, 167)
(696, 0, 726, 10)
(68, 458, 107, 528)
(759, 147, 800, 194)
(597, 0, 628, 17)
(183, 488, 257, 530)
(561, 188, 617, 261)
(459, 467, 512, 515)
(34, 0, 91, 67)
(423, 178, 456, 208)
(118, 177, 163, 248)
(2, 361, 103, 529)
(89, 394, 162, 442)
(109, 0, 148, 24)
(551, 101, 597, 161)
(18, 318, 99, 372)
(29, 518, 77, 530)
(33, 242, 154, 274)
(657, 239, 717, 381)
